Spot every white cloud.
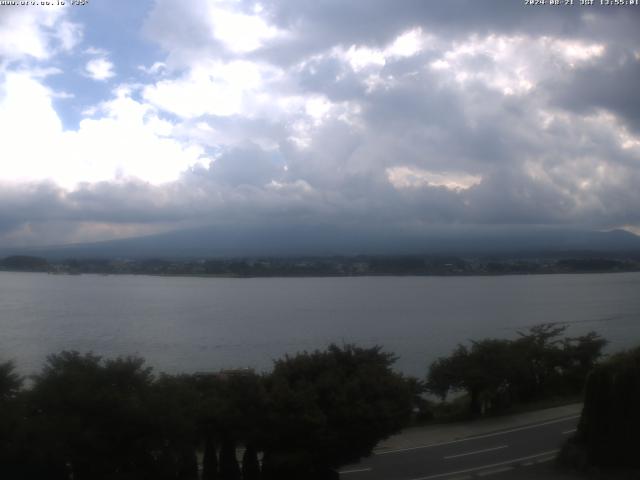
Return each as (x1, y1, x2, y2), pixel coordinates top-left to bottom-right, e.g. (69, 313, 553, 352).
(0, 73, 209, 188)
(206, 0, 284, 53)
(84, 47, 108, 56)
(0, 72, 64, 183)
(0, 7, 79, 62)
(143, 0, 285, 68)
(138, 61, 168, 76)
(343, 45, 386, 72)
(85, 58, 116, 81)
(385, 28, 426, 58)
(386, 166, 482, 191)
(428, 34, 607, 96)
(55, 19, 82, 52)
(143, 60, 270, 118)
(551, 39, 605, 66)
(334, 28, 430, 74)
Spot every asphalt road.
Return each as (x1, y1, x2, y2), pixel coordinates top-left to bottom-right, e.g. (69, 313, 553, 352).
(339, 414, 579, 480)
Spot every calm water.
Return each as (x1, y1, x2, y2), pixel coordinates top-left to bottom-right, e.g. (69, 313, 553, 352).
(1, 272, 639, 377)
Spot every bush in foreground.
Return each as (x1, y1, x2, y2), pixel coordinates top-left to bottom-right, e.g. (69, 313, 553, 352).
(562, 346, 640, 471)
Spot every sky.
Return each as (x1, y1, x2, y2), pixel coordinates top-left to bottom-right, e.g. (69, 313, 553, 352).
(0, 0, 639, 248)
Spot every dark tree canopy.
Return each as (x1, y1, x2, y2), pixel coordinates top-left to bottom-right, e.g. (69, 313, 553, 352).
(0, 360, 22, 401)
(427, 324, 608, 416)
(576, 346, 640, 468)
(262, 344, 414, 477)
(24, 352, 171, 480)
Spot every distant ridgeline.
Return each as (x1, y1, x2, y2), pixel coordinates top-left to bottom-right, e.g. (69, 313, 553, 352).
(1, 254, 640, 276)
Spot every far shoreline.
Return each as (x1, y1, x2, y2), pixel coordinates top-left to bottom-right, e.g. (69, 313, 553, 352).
(2, 268, 640, 280)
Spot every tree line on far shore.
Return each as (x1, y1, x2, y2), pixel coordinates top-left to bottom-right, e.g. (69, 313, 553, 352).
(1, 324, 635, 479)
(3, 253, 639, 277)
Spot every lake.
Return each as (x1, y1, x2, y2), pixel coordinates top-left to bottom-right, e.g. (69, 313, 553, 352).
(1, 271, 639, 377)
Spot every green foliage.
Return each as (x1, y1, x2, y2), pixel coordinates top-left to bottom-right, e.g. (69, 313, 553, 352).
(427, 324, 607, 416)
(262, 344, 414, 476)
(0, 360, 25, 474)
(0, 345, 414, 478)
(427, 340, 514, 415)
(0, 360, 22, 401)
(26, 351, 161, 479)
(577, 346, 640, 468)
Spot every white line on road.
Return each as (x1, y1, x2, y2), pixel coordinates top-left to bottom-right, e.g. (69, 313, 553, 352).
(376, 415, 579, 455)
(444, 445, 508, 460)
(562, 428, 577, 435)
(339, 467, 373, 475)
(407, 449, 560, 480)
(536, 456, 557, 464)
(477, 465, 514, 477)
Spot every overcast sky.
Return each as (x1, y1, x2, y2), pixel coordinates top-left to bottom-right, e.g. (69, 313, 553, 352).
(0, 0, 639, 247)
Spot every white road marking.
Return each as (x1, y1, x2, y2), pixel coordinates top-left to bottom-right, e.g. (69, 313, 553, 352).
(407, 449, 560, 480)
(536, 456, 556, 464)
(444, 445, 508, 460)
(376, 415, 579, 455)
(562, 428, 577, 435)
(477, 465, 514, 476)
(339, 467, 373, 475)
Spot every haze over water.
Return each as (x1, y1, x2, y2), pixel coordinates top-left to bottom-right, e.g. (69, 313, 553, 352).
(1, 271, 639, 378)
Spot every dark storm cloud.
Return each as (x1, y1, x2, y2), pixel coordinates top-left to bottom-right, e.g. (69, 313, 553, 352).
(2, 0, 640, 248)
(551, 48, 640, 133)
(258, 0, 640, 65)
(200, 144, 286, 187)
(0, 182, 65, 230)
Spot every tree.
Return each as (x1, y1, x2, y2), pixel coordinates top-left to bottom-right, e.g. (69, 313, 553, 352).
(27, 351, 159, 480)
(574, 346, 640, 468)
(427, 340, 514, 416)
(0, 360, 25, 477)
(148, 374, 201, 480)
(193, 370, 267, 480)
(0, 360, 22, 401)
(511, 323, 568, 401)
(427, 325, 608, 416)
(261, 344, 414, 478)
(560, 332, 608, 393)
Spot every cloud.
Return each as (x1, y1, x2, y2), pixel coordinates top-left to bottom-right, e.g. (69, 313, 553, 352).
(386, 166, 481, 191)
(143, 0, 285, 62)
(142, 60, 274, 118)
(550, 48, 640, 133)
(84, 57, 116, 81)
(1, 1, 640, 247)
(0, 73, 209, 188)
(0, 6, 80, 64)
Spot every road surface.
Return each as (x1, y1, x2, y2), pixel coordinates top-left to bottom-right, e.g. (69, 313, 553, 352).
(339, 414, 579, 480)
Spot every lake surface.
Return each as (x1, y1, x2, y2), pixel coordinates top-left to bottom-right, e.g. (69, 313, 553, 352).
(1, 272, 639, 377)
